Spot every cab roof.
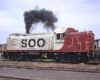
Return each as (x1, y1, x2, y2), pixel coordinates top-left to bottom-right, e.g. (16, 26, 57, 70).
(54, 27, 67, 33)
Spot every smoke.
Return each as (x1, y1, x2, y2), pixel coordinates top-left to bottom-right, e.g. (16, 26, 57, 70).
(23, 8, 58, 34)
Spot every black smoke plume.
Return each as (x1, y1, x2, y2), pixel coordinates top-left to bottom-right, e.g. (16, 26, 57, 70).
(23, 8, 58, 34)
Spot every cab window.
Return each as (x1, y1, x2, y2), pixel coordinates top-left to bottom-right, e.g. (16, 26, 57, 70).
(56, 33, 65, 40)
(56, 34, 60, 40)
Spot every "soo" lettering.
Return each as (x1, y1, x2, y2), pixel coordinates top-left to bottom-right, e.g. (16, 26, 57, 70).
(21, 38, 45, 47)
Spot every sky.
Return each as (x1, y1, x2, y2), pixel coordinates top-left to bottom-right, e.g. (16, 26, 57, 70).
(0, 0, 100, 43)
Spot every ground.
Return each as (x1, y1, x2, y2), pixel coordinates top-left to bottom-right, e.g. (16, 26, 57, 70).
(0, 67, 100, 80)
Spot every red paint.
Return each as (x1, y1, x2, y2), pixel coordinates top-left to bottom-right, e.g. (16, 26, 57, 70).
(58, 28, 94, 53)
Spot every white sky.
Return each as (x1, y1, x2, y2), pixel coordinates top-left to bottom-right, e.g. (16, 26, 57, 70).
(0, 0, 100, 43)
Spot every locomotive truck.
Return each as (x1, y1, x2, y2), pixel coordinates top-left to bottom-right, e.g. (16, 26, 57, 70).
(1, 27, 100, 63)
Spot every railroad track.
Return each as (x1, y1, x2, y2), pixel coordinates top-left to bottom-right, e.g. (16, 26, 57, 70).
(0, 75, 32, 80)
(0, 64, 100, 73)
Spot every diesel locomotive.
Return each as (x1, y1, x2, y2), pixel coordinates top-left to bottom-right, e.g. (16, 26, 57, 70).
(1, 27, 100, 63)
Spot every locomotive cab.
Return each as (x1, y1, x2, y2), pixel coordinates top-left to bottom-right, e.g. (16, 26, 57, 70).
(54, 27, 66, 50)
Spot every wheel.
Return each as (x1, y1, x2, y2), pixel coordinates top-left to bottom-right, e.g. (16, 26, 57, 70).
(9, 53, 20, 61)
(82, 55, 88, 63)
(29, 58, 33, 61)
(9, 55, 14, 61)
(77, 55, 82, 63)
(55, 56, 60, 62)
(20, 54, 27, 61)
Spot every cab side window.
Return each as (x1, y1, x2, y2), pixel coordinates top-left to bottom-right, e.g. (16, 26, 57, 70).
(56, 34, 60, 40)
(56, 33, 65, 40)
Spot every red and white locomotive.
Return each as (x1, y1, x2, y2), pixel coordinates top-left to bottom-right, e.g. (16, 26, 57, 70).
(2, 27, 100, 63)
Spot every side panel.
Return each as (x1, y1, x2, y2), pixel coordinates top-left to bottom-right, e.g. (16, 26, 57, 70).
(7, 33, 54, 50)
